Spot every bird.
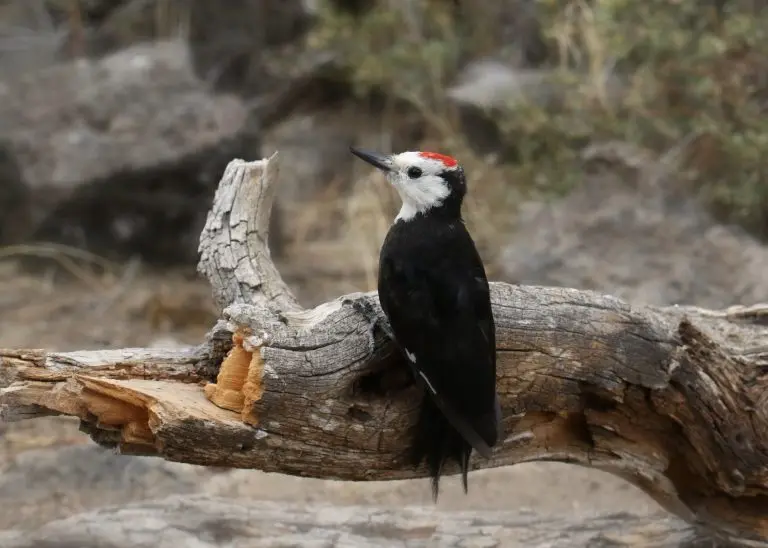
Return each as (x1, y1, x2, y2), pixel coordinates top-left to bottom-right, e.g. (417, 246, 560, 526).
(350, 146, 502, 500)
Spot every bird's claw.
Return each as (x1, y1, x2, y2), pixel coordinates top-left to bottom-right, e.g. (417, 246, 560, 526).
(350, 298, 395, 357)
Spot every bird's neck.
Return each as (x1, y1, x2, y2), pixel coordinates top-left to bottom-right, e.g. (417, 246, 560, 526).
(395, 202, 422, 222)
(394, 200, 463, 224)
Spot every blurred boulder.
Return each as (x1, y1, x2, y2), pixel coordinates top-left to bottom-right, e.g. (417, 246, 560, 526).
(185, 0, 312, 95)
(0, 444, 203, 530)
(454, 0, 547, 67)
(0, 493, 699, 548)
(447, 59, 625, 159)
(30, 139, 257, 266)
(0, 140, 29, 245)
(0, 0, 67, 77)
(1, 0, 311, 77)
(65, 0, 313, 94)
(0, 39, 248, 192)
(0, 39, 262, 265)
(501, 153, 768, 308)
(448, 61, 561, 111)
(447, 61, 559, 158)
(261, 100, 424, 205)
(323, 0, 376, 17)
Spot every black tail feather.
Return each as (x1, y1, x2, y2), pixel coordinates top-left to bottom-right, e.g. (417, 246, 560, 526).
(410, 394, 473, 501)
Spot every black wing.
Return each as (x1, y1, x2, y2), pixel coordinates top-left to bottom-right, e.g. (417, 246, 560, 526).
(378, 223, 499, 456)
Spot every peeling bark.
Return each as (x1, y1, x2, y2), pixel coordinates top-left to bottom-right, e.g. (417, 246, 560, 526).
(3, 153, 768, 545)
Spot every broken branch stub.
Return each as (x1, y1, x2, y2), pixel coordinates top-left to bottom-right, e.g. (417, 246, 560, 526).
(197, 152, 300, 315)
(4, 153, 768, 544)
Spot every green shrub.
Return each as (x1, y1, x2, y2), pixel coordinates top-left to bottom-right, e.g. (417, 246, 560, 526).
(312, 0, 768, 238)
(534, 0, 768, 235)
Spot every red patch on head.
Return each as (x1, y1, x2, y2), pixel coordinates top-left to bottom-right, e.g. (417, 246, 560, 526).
(418, 151, 458, 168)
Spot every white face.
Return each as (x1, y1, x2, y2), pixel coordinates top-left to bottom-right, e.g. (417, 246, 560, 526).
(386, 151, 458, 222)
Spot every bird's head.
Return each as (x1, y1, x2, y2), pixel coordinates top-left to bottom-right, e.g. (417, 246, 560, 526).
(350, 147, 466, 222)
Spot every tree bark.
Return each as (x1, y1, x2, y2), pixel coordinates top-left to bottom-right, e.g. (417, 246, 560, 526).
(3, 152, 768, 545)
(0, 494, 699, 548)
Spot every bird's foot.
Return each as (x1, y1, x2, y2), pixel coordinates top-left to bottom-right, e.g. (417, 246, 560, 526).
(349, 297, 395, 358)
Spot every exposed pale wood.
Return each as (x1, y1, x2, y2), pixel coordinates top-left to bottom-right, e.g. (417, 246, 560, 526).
(197, 152, 300, 314)
(0, 494, 700, 548)
(3, 153, 768, 545)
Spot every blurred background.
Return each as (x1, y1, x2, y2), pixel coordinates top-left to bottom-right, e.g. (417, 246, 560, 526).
(1, 0, 768, 539)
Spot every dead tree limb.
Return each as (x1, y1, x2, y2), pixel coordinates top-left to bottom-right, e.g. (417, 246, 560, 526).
(4, 153, 768, 545)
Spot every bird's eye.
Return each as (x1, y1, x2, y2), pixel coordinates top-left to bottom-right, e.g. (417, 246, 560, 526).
(407, 167, 423, 178)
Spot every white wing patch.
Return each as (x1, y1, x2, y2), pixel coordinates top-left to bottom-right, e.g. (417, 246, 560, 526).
(419, 371, 437, 395)
(405, 348, 437, 394)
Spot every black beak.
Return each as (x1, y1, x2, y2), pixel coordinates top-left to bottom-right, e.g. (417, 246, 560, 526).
(349, 147, 393, 172)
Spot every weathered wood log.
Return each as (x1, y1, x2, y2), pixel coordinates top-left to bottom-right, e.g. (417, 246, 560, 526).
(0, 494, 699, 548)
(3, 152, 768, 545)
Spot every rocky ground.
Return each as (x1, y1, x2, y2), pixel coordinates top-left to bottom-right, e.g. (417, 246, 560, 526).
(2, 1, 767, 545)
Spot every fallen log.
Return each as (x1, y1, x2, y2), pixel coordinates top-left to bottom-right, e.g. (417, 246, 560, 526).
(3, 152, 768, 545)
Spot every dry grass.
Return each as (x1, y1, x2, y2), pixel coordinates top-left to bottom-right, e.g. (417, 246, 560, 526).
(0, 244, 217, 350)
(342, 171, 399, 291)
(281, 143, 517, 296)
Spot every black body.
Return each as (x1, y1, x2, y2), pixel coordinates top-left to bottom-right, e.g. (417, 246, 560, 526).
(377, 175, 501, 499)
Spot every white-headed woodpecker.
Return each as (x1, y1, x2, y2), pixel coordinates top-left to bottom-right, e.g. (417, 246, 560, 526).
(350, 147, 502, 500)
